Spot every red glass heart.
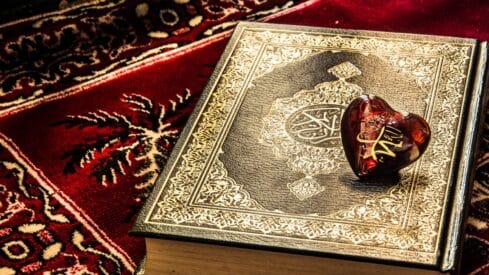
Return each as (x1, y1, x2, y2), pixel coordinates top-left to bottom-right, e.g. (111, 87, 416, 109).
(341, 95, 431, 178)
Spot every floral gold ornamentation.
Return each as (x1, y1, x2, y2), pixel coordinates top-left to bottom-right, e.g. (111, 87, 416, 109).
(145, 25, 474, 264)
(260, 62, 363, 200)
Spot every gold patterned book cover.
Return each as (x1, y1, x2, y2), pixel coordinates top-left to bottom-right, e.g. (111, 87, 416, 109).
(132, 22, 488, 274)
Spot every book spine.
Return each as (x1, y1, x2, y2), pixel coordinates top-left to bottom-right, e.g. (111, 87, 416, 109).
(441, 41, 489, 273)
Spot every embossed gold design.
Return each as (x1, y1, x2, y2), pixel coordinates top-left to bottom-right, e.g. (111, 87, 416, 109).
(327, 61, 362, 80)
(194, 153, 265, 209)
(253, 45, 322, 79)
(286, 176, 325, 201)
(380, 55, 439, 94)
(145, 25, 473, 264)
(260, 62, 363, 200)
(286, 104, 343, 147)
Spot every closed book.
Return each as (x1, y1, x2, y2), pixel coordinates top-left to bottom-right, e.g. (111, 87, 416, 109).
(132, 22, 488, 274)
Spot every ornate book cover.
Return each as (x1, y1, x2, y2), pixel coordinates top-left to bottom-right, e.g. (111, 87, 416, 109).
(132, 22, 488, 272)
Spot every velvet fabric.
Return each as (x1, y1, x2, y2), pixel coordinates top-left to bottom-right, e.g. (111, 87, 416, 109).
(1, 0, 489, 274)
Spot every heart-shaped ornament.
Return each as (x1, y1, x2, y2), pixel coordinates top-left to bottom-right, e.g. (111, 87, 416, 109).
(341, 95, 431, 178)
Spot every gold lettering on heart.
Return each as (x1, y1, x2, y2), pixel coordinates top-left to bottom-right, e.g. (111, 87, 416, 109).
(356, 126, 404, 162)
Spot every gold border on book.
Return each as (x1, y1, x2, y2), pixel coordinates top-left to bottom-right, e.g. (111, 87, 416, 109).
(144, 26, 473, 264)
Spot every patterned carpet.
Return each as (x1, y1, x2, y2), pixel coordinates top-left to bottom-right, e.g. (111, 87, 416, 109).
(1, 0, 489, 274)
(0, 0, 298, 115)
(0, 1, 302, 273)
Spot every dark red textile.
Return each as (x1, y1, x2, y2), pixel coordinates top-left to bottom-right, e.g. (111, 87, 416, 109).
(2, 0, 489, 274)
(0, 0, 300, 114)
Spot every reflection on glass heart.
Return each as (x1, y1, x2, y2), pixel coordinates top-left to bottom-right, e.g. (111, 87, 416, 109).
(341, 95, 431, 178)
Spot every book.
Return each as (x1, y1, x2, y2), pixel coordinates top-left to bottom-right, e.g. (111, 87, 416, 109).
(132, 22, 488, 274)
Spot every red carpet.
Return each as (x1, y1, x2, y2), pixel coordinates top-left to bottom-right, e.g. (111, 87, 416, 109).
(1, 0, 489, 274)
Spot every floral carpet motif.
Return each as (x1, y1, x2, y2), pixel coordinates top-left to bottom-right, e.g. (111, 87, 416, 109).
(1, 0, 489, 274)
(0, 0, 302, 273)
(0, 134, 135, 274)
(0, 0, 299, 115)
(57, 91, 192, 196)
